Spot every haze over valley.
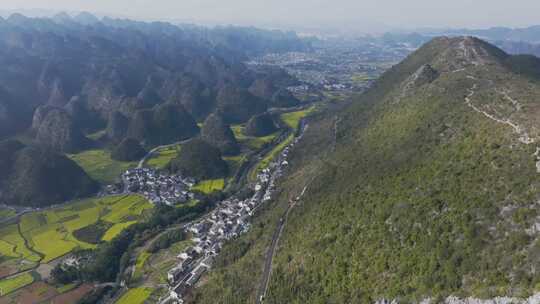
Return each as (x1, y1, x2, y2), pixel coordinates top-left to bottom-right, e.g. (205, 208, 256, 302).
(0, 2, 540, 304)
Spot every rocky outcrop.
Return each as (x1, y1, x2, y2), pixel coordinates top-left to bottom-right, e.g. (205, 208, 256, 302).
(201, 113, 240, 155)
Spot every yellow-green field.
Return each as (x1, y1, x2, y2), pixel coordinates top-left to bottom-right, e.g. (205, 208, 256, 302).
(115, 287, 154, 304)
(68, 149, 137, 184)
(0, 272, 35, 296)
(102, 221, 137, 241)
(280, 107, 314, 131)
(231, 124, 279, 150)
(0, 224, 41, 262)
(192, 179, 225, 194)
(132, 251, 152, 280)
(18, 195, 152, 262)
(146, 145, 181, 169)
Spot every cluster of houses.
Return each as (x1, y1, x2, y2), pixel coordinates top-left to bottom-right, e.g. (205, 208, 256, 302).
(121, 168, 196, 206)
(159, 128, 304, 304)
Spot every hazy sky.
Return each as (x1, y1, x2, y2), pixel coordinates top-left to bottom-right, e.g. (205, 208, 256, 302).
(1, 0, 539, 32)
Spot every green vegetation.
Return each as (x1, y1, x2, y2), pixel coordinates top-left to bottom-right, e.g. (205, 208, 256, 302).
(0, 208, 15, 220)
(280, 107, 314, 130)
(168, 139, 228, 180)
(0, 272, 35, 296)
(136, 239, 193, 286)
(147, 228, 187, 254)
(115, 287, 154, 304)
(0, 224, 41, 262)
(193, 179, 226, 194)
(232, 124, 279, 150)
(111, 138, 147, 162)
(194, 38, 540, 302)
(83, 201, 213, 283)
(102, 221, 137, 242)
(133, 252, 151, 280)
(249, 134, 294, 182)
(146, 145, 181, 169)
(19, 195, 152, 262)
(68, 149, 137, 184)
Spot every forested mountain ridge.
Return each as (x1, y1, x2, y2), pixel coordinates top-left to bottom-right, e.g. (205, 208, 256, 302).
(191, 37, 540, 303)
(0, 13, 309, 208)
(0, 13, 309, 149)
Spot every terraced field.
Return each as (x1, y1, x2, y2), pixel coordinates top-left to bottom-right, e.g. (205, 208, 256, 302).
(68, 149, 137, 184)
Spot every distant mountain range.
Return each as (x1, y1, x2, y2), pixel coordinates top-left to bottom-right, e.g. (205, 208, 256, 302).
(0, 12, 309, 207)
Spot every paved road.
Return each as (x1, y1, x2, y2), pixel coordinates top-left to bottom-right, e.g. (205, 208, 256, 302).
(255, 186, 307, 304)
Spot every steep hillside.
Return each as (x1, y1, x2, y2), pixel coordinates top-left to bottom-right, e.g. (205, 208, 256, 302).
(0, 14, 306, 148)
(192, 37, 540, 303)
(0, 140, 98, 207)
(201, 113, 240, 156)
(168, 139, 229, 180)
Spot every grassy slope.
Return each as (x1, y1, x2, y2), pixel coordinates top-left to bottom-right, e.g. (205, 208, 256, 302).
(192, 39, 540, 303)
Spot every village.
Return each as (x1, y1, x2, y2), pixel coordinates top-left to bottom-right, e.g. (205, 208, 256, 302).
(158, 133, 300, 304)
(101, 168, 197, 206)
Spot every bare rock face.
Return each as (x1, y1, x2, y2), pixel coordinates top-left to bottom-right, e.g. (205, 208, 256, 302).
(32, 105, 89, 153)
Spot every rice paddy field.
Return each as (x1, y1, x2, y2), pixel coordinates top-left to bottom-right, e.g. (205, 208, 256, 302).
(0, 194, 153, 279)
(231, 124, 279, 150)
(17, 195, 152, 263)
(146, 145, 181, 169)
(0, 272, 36, 296)
(115, 287, 154, 304)
(68, 149, 137, 184)
(280, 107, 315, 131)
(192, 179, 225, 194)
